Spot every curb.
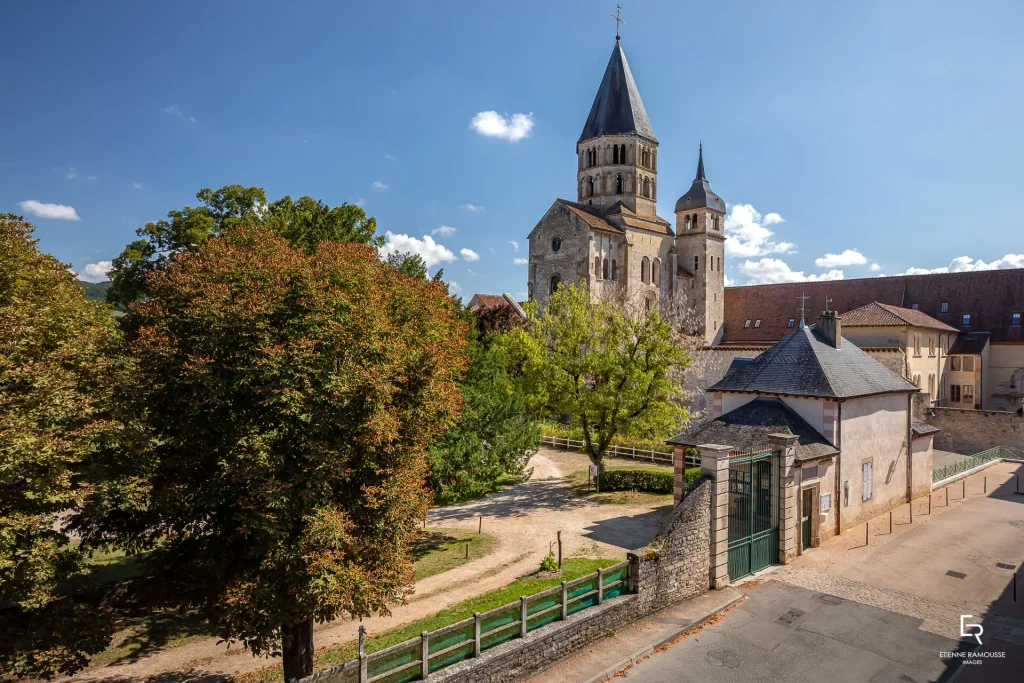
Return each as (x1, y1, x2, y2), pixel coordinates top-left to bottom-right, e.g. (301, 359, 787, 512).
(581, 590, 746, 683)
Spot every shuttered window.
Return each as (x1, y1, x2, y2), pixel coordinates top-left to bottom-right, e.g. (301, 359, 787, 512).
(862, 462, 873, 502)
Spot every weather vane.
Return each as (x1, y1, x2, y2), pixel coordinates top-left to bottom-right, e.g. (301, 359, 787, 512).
(798, 292, 811, 319)
(612, 4, 625, 39)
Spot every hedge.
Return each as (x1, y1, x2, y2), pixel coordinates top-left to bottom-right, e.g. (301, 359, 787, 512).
(596, 467, 702, 494)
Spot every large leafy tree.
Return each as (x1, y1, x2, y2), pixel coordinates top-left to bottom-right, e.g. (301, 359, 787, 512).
(503, 284, 688, 485)
(429, 310, 536, 502)
(76, 225, 467, 682)
(107, 185, 381, 308)
(0, 214, 119, 678)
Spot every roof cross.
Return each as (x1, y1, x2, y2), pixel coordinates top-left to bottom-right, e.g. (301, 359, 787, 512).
(611, 4, 625, 39)
(798, 292, 811, 320)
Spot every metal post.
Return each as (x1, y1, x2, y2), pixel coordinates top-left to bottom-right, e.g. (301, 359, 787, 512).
(910, 499, 913, 524)
(597, 568, 604, 605)
(866, 522, 869, 546)
(520, 596, 528, 638)
(358, 625, 367, 683)
(473, 613, 481, 658)
(557, 530, 563, 569)
(889, 511, 892, 534)
(421, 632, 429, 679)
(946, 487, 949, 506)
(478, 515, 482, 534)
(929, 493, 932, 515)
(465, 543, 469, 559)
(560, 581, 568, 620)
(984, 476, 987, 494)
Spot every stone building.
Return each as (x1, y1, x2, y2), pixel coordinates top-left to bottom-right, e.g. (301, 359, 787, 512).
(668, 313, 935, 561)
(525, 36, 726, 343)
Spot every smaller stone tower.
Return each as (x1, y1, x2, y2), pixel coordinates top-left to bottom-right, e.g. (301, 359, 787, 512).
(674, 144, 726, 343)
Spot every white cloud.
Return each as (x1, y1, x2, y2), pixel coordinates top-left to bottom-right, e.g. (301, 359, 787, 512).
(86, 175, 97, 181)
(815, 249, 867, 268)
(459, 203, 484, 213)
(470, 111, 534, 142)
(132, 181, 144, 189)
(739, 258, 844, 285)
(516, 291, 528, 299)
(901, 254, 1024, 275)
(870, 263, 881, 272)
(432, 225, 456, 237)
(65, 167, 78, 179)
(353, 198, 366, 207)
(724, 274, 736, 287)
(17, 200, 81, 221)
(379, 231, 456, 269)
(508, 240, 519, 252)
(78, 260, 112, 283)
(188, 116, 196, 124)
(448, 281, 463, 294)
(384, 153, 397, 161)
(724, 204, 795, 258)
(460, 248, 480, 262)
(372, 181, 388, 191)
(513, 257, 528, 265)
(163, 104, 181, 115)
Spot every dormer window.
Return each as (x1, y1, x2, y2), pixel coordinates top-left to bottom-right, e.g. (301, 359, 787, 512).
(941, 302, 949, 313)
(744, 319, 751, 329)
(754, 319, 761, 329)
(911, 303, 919, 310)
(788, 318, 795, 328)
(1013, 313, 1022, 326)
(962, 313, 971, 326)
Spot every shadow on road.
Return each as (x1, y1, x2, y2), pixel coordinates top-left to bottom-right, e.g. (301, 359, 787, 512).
(428, 477, 589, 522)
(581, 506, 672, 549)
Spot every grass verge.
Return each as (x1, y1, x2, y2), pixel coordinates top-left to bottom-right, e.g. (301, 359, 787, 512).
(411, 528, 498, 582)
(236, 558, 619, 683)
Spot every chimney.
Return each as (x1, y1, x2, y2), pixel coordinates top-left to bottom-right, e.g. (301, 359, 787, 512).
(818, 310, 841, 349)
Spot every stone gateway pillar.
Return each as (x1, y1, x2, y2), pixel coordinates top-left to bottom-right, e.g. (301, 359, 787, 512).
(769, 433, 799, 565)
(699, 444, 732, 589)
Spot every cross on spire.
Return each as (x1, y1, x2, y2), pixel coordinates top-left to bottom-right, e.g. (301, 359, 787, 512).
(611, 4, 625, 40)
(798, 292, 811, 324)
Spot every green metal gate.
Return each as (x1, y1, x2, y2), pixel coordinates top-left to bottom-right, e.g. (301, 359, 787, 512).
(727, 449, 780, 580)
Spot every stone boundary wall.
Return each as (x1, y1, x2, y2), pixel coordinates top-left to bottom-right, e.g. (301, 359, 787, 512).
(928, 407, 1024, 454)
(427, 479, 713, 683)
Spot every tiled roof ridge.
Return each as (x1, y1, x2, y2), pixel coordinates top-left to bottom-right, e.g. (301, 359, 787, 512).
(726, 266, 1024, 290)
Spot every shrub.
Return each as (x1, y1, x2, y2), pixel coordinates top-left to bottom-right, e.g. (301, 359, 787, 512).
(597, 469, 674, 494)
(595, 467, 703, 495)
(539, 552, 558, 572)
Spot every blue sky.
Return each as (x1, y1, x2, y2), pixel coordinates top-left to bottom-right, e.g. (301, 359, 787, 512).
(3, 0, 1023, 296)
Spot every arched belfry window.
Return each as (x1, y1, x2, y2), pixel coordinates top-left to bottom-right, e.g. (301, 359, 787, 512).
(684, 216, 691, 230)
(640, 256, 650, 284)
(642, 177, 650, 198)
(620, 144, 626, 163)
(587, 177, 594, 197)
(549, 274, 562, 294)
(602, 258, 609, 280)
(615, 174, 623, 194)
(612, 146, 619, 164)
(652, 258, 661, 286)
(611, 259, 617, 280)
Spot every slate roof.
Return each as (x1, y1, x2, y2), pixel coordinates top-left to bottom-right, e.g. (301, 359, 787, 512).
(723, 269, 1024, 344)
(667, 398, 839, 462)
(708, 323, 920, 399)
(842, 302, 958, 332)
(912, 421, 941, 439)
(674, 144, 726, 214)
(578, 40, 656, 143)
(556, 199, 672, 236)
(949, 332, 991, 355)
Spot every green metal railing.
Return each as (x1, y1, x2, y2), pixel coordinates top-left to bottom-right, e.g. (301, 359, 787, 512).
(932, 446, 1024, 483)
(294, 561, 630, 683)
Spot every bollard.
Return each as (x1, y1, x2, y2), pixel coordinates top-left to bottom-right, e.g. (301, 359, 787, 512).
(984, 477, 987, 494)
(358, 625, 367, 683)
(557, 530, 563, 569)
(560, 581, 568, 620)
(889, 511, 892, 534)
(465, 542, 469, 559)
(473, 613, 481, 658)
(929, 493, 932, 515)
(421, 632, 429, 679)
(946, 487, 949, 507)
(910, 499, 913, 524)
(866, 522, 869, 546)
(478, 515, 483, 534)
(520, 596, 528, 638)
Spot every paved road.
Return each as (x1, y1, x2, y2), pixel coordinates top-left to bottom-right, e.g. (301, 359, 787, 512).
(617, 581, 962, 683)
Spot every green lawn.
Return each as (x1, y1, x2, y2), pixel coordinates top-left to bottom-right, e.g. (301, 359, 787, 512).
(237, 557, 619, 683)
(411, 528, 498, 582)
(568, 463, 674, 505)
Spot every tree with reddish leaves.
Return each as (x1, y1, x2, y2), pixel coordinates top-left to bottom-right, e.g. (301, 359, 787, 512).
(76, 225, 468, 681)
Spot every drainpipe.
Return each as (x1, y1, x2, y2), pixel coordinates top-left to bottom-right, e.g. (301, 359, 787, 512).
(835, 402, 842, 537)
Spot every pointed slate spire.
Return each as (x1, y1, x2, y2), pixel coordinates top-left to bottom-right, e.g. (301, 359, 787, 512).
(578, 40, 656, 143)
(695, 142, 706, 180)
(675, 143, 726, 214)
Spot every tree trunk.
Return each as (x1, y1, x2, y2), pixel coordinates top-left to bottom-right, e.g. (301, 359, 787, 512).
(282, 620, 314, 683)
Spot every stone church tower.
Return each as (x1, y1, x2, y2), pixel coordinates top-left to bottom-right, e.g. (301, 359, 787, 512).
(526, 35, 726, 344)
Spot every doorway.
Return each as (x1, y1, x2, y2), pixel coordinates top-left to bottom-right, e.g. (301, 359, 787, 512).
(801, 488, 813, 550)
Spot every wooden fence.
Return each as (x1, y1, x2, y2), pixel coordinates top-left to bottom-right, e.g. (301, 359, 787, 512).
(294, 561, 630, 683)
(539, 435, 698, 467)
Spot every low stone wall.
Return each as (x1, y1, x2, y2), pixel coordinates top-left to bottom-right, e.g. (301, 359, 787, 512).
(928, 407, 1024, 454)
(632, 478, 711, 614)
(426, 479, 713, 683)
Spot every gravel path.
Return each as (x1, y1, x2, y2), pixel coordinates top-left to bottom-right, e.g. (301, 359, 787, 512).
(69, 448, 671, 683)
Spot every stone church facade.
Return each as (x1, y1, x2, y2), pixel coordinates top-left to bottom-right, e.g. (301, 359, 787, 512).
(526, 36, 726, 344)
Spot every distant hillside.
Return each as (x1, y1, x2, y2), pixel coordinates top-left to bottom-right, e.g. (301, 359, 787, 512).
(77, 280, 112, 303)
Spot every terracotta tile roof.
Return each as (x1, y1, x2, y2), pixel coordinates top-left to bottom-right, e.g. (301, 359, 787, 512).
(557, 200, 623, 235)
(709, 324, 919, 399)
(842, 302, 959, 332)
(723, 269, 1024, 344)
(469, 293, 510, 311)
(619, 215, 673, 235)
